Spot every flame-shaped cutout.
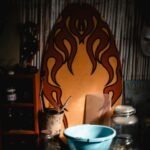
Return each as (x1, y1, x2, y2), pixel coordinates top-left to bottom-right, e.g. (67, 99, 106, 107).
(93, 38, 100, 56)
(64, 39, 71, 56)
(41, 3, 122, 130)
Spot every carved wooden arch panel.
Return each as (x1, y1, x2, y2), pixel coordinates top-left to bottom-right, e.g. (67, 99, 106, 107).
(42, 3, 122, 130)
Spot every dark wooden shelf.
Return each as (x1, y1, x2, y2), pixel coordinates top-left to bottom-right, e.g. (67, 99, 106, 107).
(0, 103, 34, 108)
(0, 71, 41, 149)
(4, 130, 37, 135)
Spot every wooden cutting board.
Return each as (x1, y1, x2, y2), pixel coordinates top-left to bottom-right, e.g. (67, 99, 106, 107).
(84, 94, 111, 125)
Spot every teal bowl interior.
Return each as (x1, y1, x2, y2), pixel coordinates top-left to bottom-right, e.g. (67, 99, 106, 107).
(64, 124, 116, 150)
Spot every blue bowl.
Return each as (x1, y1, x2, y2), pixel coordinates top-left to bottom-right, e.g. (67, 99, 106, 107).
(64, 124, 116, 150)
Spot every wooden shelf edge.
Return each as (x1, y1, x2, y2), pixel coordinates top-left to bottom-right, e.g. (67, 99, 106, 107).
(4, 130, 37, 135)
(0, 103, 34, 107)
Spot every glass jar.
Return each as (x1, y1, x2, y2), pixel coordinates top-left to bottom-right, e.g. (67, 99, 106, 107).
(111, 105, 139, 148)
(39, 134, 61, 150)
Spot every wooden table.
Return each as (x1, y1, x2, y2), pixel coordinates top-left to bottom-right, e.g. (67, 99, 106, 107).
(38, 135, 69, 150)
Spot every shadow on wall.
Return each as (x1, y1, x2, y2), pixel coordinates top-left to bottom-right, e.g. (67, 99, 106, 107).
(124, 80, 150, 149)
(0, 1, 20, 66)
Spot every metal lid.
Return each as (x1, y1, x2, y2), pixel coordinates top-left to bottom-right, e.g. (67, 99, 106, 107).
(114, 105, 136, 116)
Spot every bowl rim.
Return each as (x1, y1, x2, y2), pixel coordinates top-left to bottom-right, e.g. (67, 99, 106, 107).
(64, 124, 116, 143)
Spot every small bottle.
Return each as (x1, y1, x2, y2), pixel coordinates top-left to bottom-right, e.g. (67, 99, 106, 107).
(7, 107, 16, 129)
(6, 70, 17, 103)
(111, 105, 139, 148)
(6, 88, 17, 102)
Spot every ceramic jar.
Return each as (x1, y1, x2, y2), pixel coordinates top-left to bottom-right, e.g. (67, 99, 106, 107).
(40, 108, 64, 138)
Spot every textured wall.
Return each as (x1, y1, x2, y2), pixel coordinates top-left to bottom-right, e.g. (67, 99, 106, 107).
(7, 0, 150, 80)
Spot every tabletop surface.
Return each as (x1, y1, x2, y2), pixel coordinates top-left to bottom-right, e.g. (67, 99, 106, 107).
(39, 135, 69, 150)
